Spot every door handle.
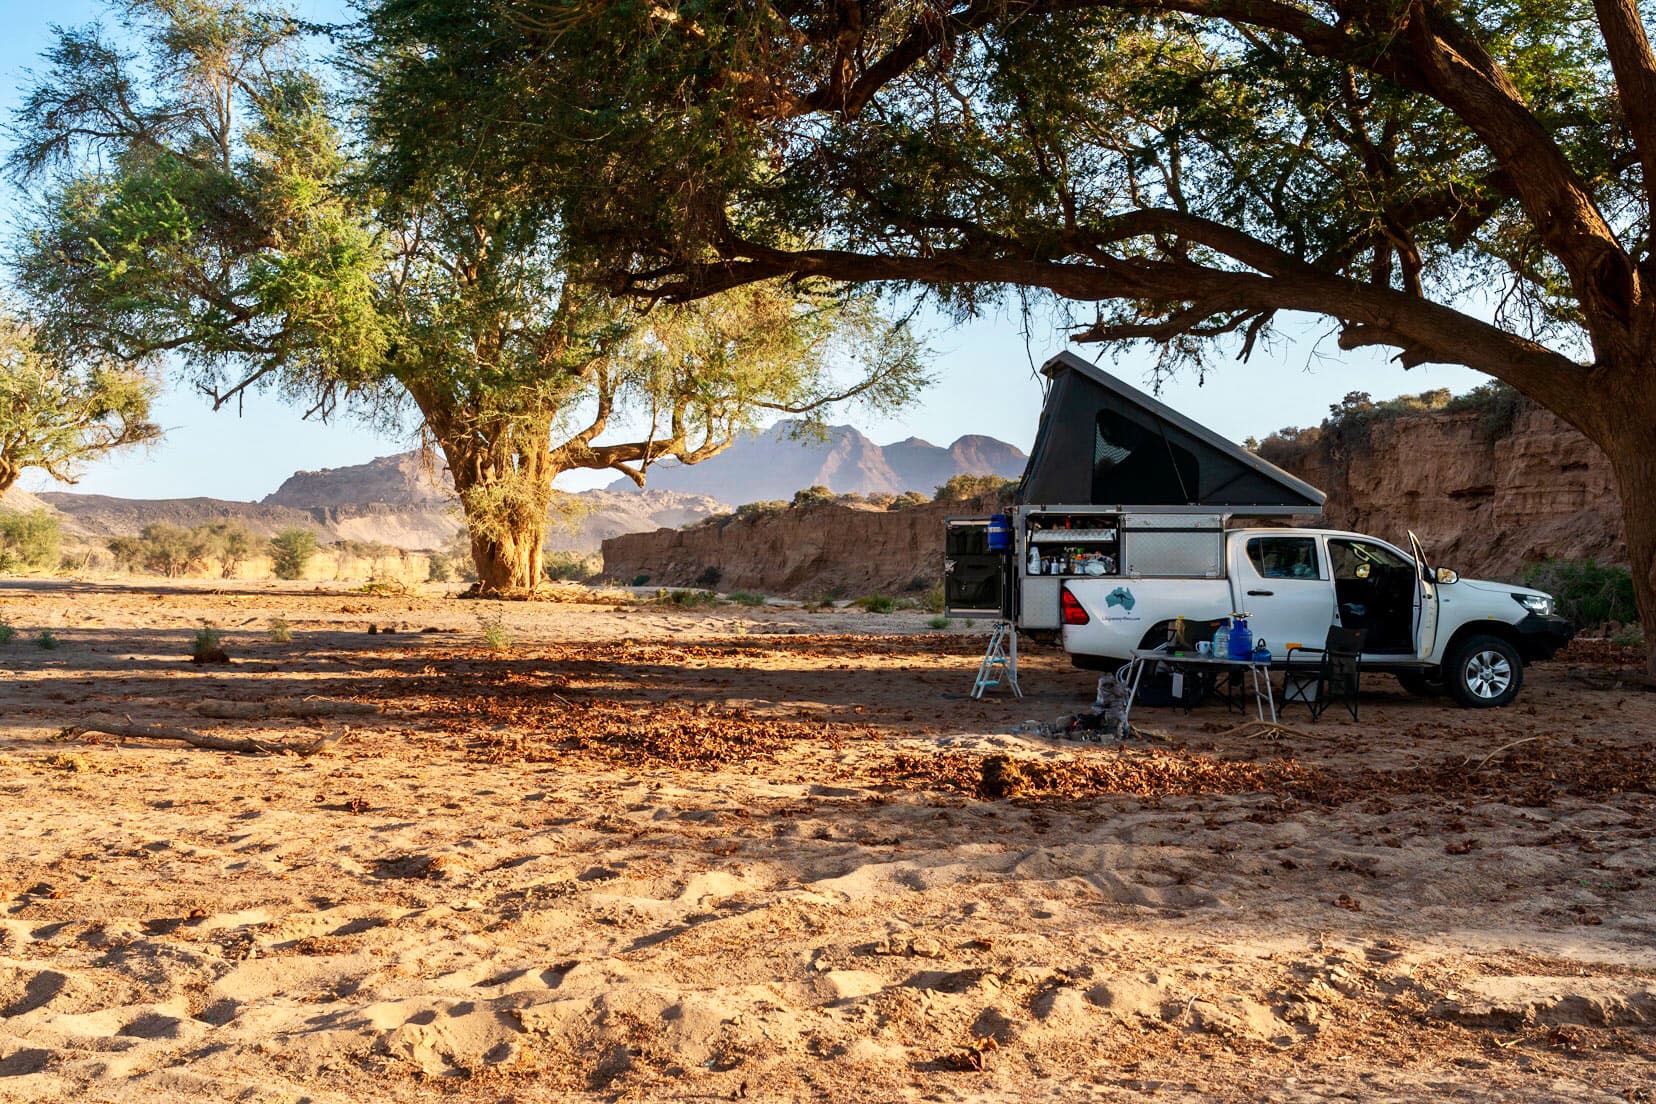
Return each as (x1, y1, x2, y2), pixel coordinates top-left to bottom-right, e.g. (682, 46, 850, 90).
(1247, 589, 1274, 596)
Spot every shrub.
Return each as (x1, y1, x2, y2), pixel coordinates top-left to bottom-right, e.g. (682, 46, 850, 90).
(887, 491, 929, 510)
(192, 625, 223, 662)
(426, 553, 452, 583)
(656, 588, 719, 608)
(0, 617, 14, 645)
(734, 500, 788, 521)
(270, 528, 319, 580)
(268, 617, 292, 643)
(727, 590, 767, 607)
(0, 509, 63, 572)
(476, 609, 512, 651)
(630, 573, 651, 587)
(35, 629, 59, 650)
(934, 474, 1019, 502)
(1521, 559, 1637, 627)
(696, 565, 723, 588)
(545, 551, 601, 583)
(790, 485, 835, 508)
(927, 615, 952, 630)
(1612, 624, 1646, 649)
(853, 593, 897, 614)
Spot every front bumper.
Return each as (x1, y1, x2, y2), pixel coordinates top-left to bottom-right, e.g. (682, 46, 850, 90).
(1515, 614, 1575, 661)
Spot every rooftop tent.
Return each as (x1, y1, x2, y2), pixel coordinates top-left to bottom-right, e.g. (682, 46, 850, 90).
(1016, 351, 1326, 514)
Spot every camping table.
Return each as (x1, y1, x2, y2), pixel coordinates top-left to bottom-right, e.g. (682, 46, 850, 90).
(1119, 649, 1277, 728)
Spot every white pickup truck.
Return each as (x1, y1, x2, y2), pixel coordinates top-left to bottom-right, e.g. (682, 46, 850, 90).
(1055, 526, 1573, 708)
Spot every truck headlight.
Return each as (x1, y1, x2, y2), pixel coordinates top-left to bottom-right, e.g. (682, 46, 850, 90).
(1513, 593, 1554, 617)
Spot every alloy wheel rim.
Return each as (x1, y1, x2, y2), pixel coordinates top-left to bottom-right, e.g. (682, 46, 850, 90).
(1465, 650, 1513, 698)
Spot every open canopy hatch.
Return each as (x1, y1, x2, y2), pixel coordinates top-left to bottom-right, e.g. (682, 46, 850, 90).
(1017, 352, 1325, 515)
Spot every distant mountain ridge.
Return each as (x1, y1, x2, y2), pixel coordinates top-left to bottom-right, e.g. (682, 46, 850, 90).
(607, 422, 1027, 501)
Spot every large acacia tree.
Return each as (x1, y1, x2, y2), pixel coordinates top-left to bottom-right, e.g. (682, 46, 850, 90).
(8, 0, 926, 593)
(366, 0, 1656, 658)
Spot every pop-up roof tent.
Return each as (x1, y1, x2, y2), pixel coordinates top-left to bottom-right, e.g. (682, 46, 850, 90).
(1017, 351, 1325, 514)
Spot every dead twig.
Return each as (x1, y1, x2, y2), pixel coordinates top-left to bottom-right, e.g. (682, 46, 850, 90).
(1214, 719, 1318, 741)
(188, 698, 379, 720)
(1467, 735, 1543, 772)
(70, 713, 351, 757)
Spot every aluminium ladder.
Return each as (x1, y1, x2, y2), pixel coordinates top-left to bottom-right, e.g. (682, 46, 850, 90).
(971, 620, 1023, 699)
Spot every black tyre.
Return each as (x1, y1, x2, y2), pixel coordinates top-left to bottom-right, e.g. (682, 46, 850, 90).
(1396, 669, 1445, 696)
(1445, 635, 1523, 708)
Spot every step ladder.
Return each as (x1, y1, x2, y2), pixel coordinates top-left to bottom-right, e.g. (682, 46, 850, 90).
(971, 620, 1023, 699)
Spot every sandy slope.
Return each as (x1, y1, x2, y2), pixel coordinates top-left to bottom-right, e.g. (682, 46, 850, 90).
(0, 579, 1653, 1102)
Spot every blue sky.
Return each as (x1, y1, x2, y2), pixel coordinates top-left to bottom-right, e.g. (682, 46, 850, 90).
(3, 0, 1490, 502)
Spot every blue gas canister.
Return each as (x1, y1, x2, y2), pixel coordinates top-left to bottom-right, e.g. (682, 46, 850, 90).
(987, 514, 1011, 551)
(1228, 615, 1253, 660)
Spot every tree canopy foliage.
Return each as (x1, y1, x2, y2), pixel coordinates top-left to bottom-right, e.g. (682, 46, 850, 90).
(361, 0, 1656, 652)
(0, 308, 159, 495)
(9, 0, 929, 592)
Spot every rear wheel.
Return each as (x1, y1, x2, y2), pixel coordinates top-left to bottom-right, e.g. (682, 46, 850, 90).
(1396, 669, 1445, 696)
(1446, 635, 1523, 708)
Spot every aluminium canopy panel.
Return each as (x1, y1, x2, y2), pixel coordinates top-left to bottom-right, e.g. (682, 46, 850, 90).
(1015, 351, 1326, 515)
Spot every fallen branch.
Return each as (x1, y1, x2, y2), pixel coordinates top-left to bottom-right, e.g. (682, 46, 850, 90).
(1215, 719, 1319, 742)
(1466, 735, 1543, 772)
(188, 698, 380, 720)
(70, 713, 351, 757)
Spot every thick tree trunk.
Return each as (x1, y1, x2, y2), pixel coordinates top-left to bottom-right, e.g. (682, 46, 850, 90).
(461, 501, 548, 596)
(1608, 438, 1656, 678)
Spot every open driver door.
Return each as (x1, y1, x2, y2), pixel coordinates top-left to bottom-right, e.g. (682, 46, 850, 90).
(1407, 530, 1440, 661)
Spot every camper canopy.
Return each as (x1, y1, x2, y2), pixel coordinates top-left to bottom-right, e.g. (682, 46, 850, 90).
(1017, 352, 1325, 514)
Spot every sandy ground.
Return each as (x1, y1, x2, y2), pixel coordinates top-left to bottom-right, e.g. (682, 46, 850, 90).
(0, 577, 1653, 1103)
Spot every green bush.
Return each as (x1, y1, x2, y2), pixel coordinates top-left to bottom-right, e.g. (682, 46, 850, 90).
(270, 528, 319, 580)
(934, 474, 1018, 502)
(696, 565, 723, 587)
(927, 615, 952, 630)
(1521, 559, 1637, 627)
(790, 485, 835, 508)
(727, 590, 767, 607)
(656, 588, 719, 608)
(0, 617, 15, 645)
(268, 618, 292, 643)
(426, 553, 452, 582)
(35, 629, 59, 650)
(734, 501, 788, 521)
(887, 491, 930, 510)
(1612, 624, 1646, 648)
(853, 593, 897, 614)
(0, 509, 63, 572)
(192, 625, 223, 661)
(545, 551, 601, 583)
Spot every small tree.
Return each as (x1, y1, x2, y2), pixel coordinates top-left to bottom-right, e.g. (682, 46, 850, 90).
(203, 521, 257, 579)
(270, 529, 318, 581)
(0, 510, 62, 572)
(0, 309, 158, 495)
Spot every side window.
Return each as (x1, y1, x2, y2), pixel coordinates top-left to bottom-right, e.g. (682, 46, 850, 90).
(1246, 536, 1322, 580)
(1327, 539, 1409, 581)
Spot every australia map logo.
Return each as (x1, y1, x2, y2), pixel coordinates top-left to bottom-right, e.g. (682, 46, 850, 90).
(1105, 587, 1135, 612)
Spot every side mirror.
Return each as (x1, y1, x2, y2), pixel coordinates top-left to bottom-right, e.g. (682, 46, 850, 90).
(1436, 567, 1459, 584)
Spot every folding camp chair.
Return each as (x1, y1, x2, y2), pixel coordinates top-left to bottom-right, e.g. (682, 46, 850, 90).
(1283, 626, 1367, 721)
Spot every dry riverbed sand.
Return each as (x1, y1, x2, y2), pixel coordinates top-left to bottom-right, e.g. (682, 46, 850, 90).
(0, 578, 1653, 1102)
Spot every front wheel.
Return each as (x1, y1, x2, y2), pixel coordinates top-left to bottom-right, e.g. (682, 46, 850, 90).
(1446, 635, 1523, 708)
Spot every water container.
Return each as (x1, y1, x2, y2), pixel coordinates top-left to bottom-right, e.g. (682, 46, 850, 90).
(1228, 615, 1253, 660)
(1211, 619, 1231, 660)
(987, 514, 1011, 552)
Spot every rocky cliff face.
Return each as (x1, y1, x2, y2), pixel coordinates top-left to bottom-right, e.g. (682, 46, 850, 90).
(263, 452, 451, 507)
(1261, 399, 1623, 575)
(602, 494, 1008, 597)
